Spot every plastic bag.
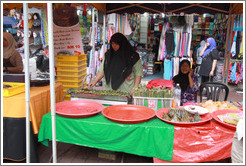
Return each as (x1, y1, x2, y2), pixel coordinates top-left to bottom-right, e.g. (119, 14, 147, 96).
(146, 79, 173, 89)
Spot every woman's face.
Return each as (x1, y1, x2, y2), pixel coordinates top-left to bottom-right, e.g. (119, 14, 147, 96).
(28, 14, 32, 20)
(33, 32, 37, 38)
(3, 38, 8, 47)
(180, 62, 190, 74)
(111, 41, 120, 51)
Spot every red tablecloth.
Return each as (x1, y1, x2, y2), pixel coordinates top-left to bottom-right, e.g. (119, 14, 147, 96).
(154, 120, 235, 163)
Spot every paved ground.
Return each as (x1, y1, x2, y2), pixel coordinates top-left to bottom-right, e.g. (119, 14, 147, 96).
(3, 80, 243, 164)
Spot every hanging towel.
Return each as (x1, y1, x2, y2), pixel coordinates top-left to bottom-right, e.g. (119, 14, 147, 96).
(164, 59, 172, 80)
(177, 32, 182, 56)
(186, 33, 190, 57)
(180, 33, 186, 57)
(158, 23, 166, 60)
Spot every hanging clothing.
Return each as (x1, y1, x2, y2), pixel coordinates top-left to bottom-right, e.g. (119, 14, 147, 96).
(158, 23, 169, 60)
(165, 29, 175, 57)
(235, 31, 241, 57)
(124, 15, 132, 35)
(163, 59, 172, 80)
(239, 34, 243, 58)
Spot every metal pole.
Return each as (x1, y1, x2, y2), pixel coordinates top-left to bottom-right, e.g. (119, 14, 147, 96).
(47, 3, 57, 163)
(23, 3, 30, 163)
(91, 8, 95, 78)
(103, 14, 106, 58)
(224, 14, 236, 85)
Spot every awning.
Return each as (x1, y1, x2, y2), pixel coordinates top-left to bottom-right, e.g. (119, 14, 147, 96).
(3, 2, 243, 15)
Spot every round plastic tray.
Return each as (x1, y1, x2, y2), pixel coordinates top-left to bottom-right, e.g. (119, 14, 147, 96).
(156, 107, 212, 126)
(56, 100, 104, 118)
(211, 109, 243, 130)
(102, 105, 156, 124)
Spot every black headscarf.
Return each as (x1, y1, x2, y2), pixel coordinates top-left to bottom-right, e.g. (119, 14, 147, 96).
(104, 33, 140, 90)
(172, 60, 190, 92)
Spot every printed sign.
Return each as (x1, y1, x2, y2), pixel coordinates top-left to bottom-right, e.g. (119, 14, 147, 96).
(53, 22, 84, 56)
(148, 100, 157, 108)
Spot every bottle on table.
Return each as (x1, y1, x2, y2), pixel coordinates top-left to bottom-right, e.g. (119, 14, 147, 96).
(172, 83, 181, 107)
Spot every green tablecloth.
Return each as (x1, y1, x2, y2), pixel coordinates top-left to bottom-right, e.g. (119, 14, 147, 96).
(38, 112, 174, 161)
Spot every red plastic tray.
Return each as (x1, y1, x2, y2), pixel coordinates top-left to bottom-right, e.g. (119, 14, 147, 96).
(102, 105, 156, 124)
(156, 108, 212, 126)
(211, 109, 243, 130)
(56, 100, 104, 118)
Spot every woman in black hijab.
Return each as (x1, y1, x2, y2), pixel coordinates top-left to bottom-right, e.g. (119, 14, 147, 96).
(172, 59, 199, 105)
(88, 33, 143, 95)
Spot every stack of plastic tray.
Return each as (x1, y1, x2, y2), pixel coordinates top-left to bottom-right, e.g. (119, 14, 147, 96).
(56, 54, 87, 101)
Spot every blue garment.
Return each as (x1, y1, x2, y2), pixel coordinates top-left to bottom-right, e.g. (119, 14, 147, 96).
(230, 63, 237, 82)
(3, 16, 17, 28)
(164, 59, 172, 80)
(203, 37, 217, 58)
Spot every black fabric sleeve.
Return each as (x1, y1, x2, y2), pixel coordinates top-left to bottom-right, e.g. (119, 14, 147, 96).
(211, 49, 219, 60)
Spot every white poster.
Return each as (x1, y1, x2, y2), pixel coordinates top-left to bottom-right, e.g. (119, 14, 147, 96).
(53, 22, 84, 56)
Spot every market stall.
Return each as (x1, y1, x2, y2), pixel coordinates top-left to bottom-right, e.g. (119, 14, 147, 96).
(2, 2, 244, 164)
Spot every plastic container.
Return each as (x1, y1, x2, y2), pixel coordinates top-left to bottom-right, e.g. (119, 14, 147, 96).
(133, 96, 173, 111)
(56, 54, 87, 61)
(3, 82, 25, 97)
(57, 73, 86, 82)
(56, 58, 86, 66)
(56, 64, 87, 72)
(62, 82, 87, 90)
(58, 79, 84, 87)
(57, 68, 87, 77)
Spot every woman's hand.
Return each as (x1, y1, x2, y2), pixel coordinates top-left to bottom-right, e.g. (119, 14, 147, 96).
(88, 81, 96, 89)
(205, 42, 209, 48)
(125, 74, 131, 81)
(130, 89, 134, 96)
(188, 68, 193, 78)
(209, 70, 214, 77)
